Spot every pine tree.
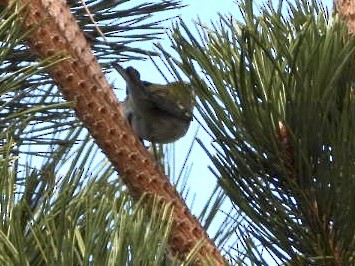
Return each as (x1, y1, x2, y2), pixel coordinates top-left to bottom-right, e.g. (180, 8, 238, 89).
(163, 0, 355, 264)
(0, 0, 204, 264)
(1, 0, 354, 265)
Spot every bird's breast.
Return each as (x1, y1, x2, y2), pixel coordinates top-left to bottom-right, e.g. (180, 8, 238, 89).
(128, 110, 191, 143)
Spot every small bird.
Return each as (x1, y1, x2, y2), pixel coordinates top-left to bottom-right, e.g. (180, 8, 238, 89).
(114, 64, 195, 143)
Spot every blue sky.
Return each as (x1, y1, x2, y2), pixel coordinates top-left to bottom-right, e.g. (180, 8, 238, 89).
(111, 0, 335, 261)
(115, 0, 335, 214)
(112, 1, 242, 217)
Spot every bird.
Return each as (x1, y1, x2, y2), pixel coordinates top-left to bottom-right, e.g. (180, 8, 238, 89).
(114, 64, 195, 143)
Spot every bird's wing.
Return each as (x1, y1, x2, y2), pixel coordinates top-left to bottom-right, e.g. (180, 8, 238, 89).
(145, 85, 194, 121)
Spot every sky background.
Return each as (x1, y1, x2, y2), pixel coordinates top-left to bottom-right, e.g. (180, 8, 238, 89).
(112, 0, 242, 217)
(111, 0, 334, 257)
(111, 0, 334, 215)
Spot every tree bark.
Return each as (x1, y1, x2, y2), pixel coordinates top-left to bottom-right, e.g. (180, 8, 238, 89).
(335, 0, 355, 34)
(2, 0, 226, 264)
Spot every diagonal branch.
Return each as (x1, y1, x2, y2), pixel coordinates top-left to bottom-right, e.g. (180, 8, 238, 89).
(2, 0, 225, 264)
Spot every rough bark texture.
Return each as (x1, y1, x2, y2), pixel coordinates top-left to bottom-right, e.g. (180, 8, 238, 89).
(335, 0, 355, 34)
(3, 0, 225, 264)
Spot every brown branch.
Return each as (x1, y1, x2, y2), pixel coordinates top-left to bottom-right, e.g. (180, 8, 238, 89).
(277, 121, 297, 181)
(335, 0, 355, 101)
(335, 0, 355, 34)
(3, 0, 225, 264)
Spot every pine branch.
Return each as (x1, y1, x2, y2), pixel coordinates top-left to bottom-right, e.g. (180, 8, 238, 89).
(162, 0, 355, 263)
(1, 0, 225, 264)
